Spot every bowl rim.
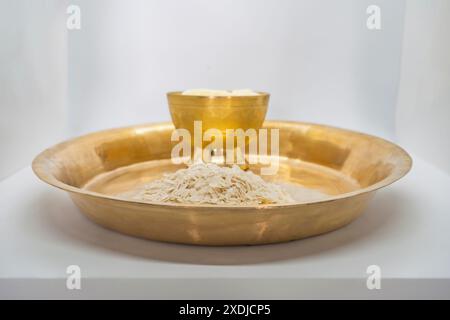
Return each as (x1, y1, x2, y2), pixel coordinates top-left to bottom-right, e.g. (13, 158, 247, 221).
(32, 120, 413, 210)
(167, 91, 270, 108)
(167, 91, 270, 98)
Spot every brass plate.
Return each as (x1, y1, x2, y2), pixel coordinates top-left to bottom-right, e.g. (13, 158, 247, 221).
(32, 121, 412, 246)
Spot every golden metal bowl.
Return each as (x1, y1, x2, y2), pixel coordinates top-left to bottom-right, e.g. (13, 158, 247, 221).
(32, 121, 412, 246)
(167, 91, 269, 136)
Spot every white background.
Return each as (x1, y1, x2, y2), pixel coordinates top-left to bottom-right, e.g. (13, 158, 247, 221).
(0, 0, 449, 177)
(0, 1, 67, 180)
(1, 0, 450, 299)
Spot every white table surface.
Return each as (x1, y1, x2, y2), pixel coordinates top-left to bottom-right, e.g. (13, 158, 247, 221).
(1, 155, 450, 299)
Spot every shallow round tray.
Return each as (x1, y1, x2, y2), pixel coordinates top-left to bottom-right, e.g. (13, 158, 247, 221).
(32, 121, 412, 246)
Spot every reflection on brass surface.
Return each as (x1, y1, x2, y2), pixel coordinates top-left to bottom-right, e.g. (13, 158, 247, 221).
(32, 121, 412, 246)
